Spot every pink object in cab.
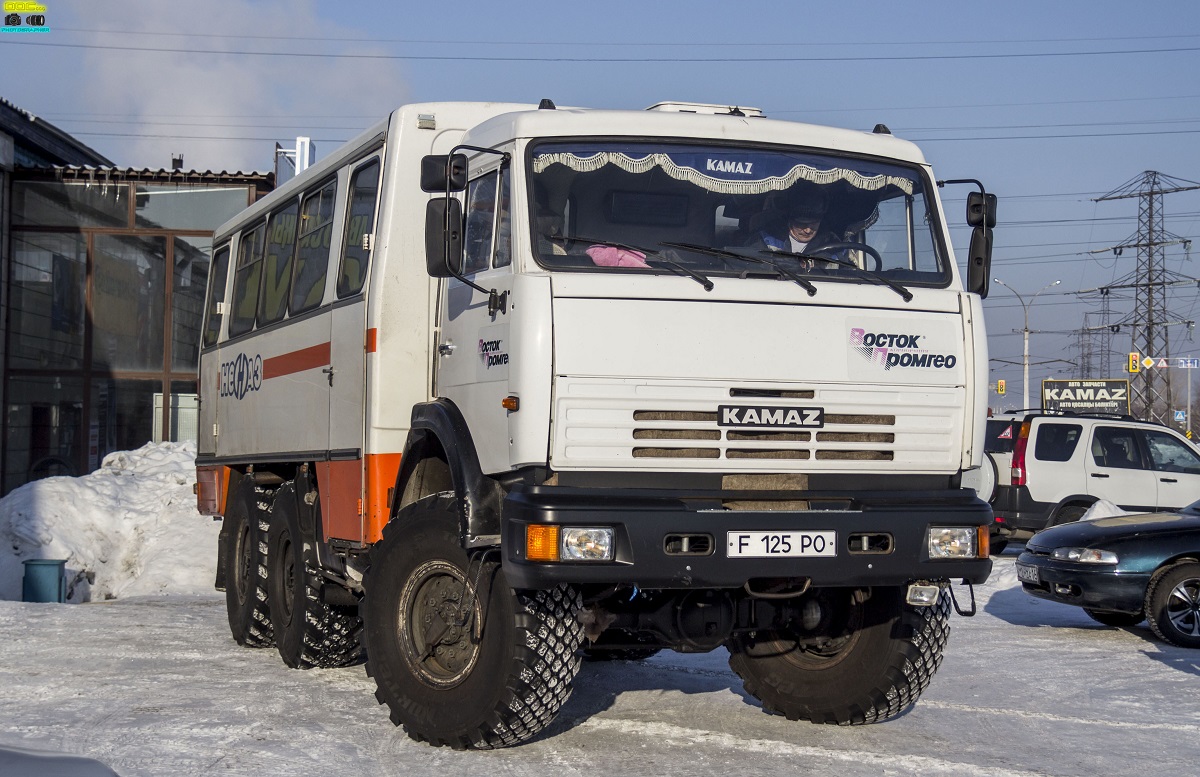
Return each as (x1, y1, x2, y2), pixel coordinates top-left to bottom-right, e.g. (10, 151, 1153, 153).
(586, 245, 650, 268)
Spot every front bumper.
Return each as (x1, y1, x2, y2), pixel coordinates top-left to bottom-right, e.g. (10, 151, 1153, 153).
(1015, 551, 1149, 613)
(501, 485, 992, 590)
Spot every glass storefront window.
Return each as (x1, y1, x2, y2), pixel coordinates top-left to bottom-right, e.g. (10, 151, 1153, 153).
(173, 237, 212, 371)
(93, 235, 166, 372)
(13, 181, 129, 228)
(3, 376, 84, 493)
(8, 232, 87, 370)
(90, 379, 159, 465)
(135, 184, 250, 230)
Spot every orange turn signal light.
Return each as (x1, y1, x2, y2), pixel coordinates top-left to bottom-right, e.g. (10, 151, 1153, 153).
(502, 395, 520, 411)
(977, 525, 990, 559)
(526, 525, 560, 562)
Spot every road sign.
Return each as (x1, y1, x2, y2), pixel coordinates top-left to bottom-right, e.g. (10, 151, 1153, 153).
(1175, 410, 1187, 423)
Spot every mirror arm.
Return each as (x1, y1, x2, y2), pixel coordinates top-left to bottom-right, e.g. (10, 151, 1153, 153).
(442, 145, 512, 312)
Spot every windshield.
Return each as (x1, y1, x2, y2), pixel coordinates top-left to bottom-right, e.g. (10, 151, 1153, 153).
(527, 141, 950, 286)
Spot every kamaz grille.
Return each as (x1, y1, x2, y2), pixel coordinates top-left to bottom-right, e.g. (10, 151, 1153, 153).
(553, 378, 963, 471)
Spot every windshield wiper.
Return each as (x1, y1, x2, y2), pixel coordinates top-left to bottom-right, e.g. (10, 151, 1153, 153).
(661, 241, 816, 297)
(552, 234, 714, 291)
(761, 248, 913, 303)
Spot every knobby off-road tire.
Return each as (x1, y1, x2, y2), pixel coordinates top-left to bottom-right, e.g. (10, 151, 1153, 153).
(1145, 562, 1200, 648)
(728, 585, 951, 725)
(1083, 608, 1143, 628)
(362, 495, 585, 749)
(223, 483, 275, 648)
(267, 483, 363, 669)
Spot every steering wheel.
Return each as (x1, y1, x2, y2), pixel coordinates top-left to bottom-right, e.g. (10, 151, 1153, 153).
(810, 241, 883, 272)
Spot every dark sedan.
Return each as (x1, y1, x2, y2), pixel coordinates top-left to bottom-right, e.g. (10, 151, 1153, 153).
(1016, 505, 1200, 648)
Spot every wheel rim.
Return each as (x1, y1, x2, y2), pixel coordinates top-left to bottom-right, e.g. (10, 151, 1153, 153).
(235, 521, 252, 606)
(1166, 577, 1200, 637)
(398, 559, 483, 689)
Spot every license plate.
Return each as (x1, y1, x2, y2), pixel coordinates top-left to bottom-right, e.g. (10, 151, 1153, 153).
(1016, 563, 1040, 584)
(727, 531, 836, 558)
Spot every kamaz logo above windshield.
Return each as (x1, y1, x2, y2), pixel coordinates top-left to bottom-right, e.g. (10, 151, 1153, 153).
(706, 159, 753, 175)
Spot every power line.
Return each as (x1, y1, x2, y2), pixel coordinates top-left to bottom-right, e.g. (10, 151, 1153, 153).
(8, 39, 1200, 63)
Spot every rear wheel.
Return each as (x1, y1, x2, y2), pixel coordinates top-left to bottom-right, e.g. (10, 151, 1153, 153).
(267, 483, 363, 669)
(222, 483, 274, 648)
(1083, 608, 1143, 628)
(728, 585, 951, 725)
(1145, 562, 1200, 648)
(362, 495, 585, 748)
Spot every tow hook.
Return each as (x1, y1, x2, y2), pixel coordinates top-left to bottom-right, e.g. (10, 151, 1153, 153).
(948, 580, 977, 616)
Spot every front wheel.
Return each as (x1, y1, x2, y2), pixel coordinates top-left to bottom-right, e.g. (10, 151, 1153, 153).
(362, 495, 585, 748)
(728, 585, 951, 725)
(1145, 562, 1200, 648)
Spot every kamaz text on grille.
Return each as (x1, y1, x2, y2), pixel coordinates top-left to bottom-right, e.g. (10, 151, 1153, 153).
(718, 405, 824, 428)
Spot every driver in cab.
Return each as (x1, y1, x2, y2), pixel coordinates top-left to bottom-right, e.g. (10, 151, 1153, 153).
(748, 190, 842, 269)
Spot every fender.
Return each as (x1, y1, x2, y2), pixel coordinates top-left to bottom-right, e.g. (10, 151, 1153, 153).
(393, 398, 506, 548)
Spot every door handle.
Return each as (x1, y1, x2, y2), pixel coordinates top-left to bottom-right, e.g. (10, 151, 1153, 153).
(1090, 473, 1109, 478)
(1161, 478, 1179, 483)
(321, 366, 336, 386)
(438, 342, 456, 356)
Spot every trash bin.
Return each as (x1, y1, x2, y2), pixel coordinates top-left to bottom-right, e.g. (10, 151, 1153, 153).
(22, 559, 67, 603)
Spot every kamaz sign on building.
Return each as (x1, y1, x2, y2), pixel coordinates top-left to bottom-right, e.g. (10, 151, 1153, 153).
(1041, 379, 1130, 415)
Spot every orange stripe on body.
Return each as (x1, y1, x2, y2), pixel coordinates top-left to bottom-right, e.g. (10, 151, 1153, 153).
(365, 452, 401, 544)
(315, 453, 402, 545)
(366, 328, 378, 353)
(263, 342, 331, 379)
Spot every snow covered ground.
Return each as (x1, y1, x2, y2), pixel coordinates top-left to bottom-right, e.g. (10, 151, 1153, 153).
(0, 442, 218, 603)
(2, 449, 1199, 775)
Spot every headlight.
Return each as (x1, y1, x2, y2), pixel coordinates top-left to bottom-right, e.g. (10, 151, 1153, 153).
(525, 525, 614, 562)
(561, 527, 614, 561)
(1051, 547, 1118, 564)
(928, 527, 977, 559)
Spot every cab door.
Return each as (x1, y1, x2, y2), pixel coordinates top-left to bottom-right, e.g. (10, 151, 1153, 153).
(1142, 429, 1200, 510)
(434, 157, 515, 475)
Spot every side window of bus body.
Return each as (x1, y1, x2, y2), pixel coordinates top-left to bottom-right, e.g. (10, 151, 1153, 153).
(258, 201, 299, 325)
(461, 166, 512, 276)
(337, 158, 381, 298)
(229, 222, 266, 337)
(202, 244, 231, 347)
(290, 179, 338, 314)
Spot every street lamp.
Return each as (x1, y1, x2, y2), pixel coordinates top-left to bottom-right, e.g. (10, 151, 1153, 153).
(993, 278, 1061, 410)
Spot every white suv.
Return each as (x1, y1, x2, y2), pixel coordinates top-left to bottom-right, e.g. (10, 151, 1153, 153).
(987, 411, 1200, 551)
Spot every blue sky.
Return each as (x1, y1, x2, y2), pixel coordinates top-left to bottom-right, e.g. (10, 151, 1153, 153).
(4, 0, 1200, 413)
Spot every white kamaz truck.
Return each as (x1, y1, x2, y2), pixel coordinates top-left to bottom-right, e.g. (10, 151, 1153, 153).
(194, 100, 996, 749)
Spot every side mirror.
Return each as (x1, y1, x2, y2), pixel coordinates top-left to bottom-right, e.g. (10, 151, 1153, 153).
(425, 198, 463, 277)
(967, 226, 992, 299)
(420, 153, 468, 193)
(966, 192, 997, 228)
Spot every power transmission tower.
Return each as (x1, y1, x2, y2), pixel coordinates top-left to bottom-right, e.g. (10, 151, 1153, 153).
(1094, 171, 1199, 422)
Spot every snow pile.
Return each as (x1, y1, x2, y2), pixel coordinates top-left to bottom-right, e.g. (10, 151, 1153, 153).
(0, 442, 218, 602)
(1080, 499, 1134, 521)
